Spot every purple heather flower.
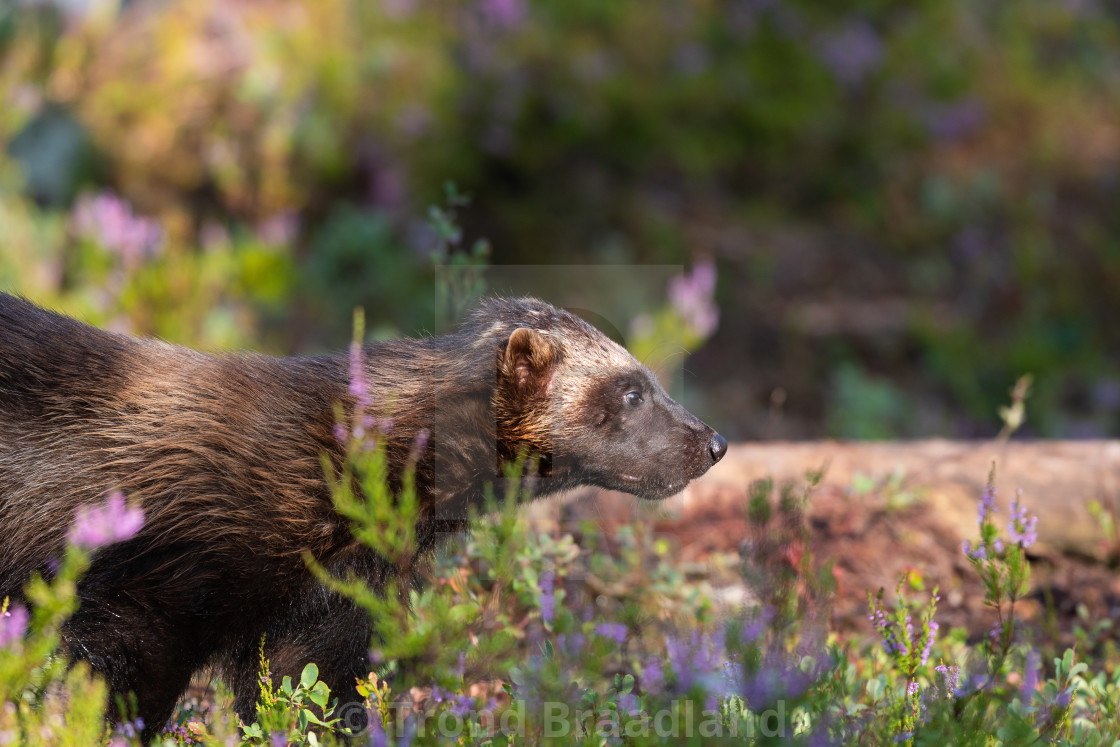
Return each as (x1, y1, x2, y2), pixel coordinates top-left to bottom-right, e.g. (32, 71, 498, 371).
(868, 601, 901, 655)
(989, 621, 1004, 644)
(978, 483, 997, 525)
(740, 656, 815, 707)
(640, 656, 664, 695)
(935, 663, 961, 697)
(116, 718, 144, 739)
(368, 719, 389, 747)
(449, 693, 474, 718)
(1021, 649, 1040, 702)
(920, 622, 938, 666)
(722, 658, 744, 696)
(333, 423, 348, 444)
(740, 606, 774, 643)
(617, 692, 640, 716)
(668, 260, 720, 338)
(595, 622, 628, 645)
(270, 733, 289, 747)
(538, 571, 555, 624)
(1055, 688, 1073, 709)
(666, 634, 693, 691)
(923, 98, 985, 142)
(69, 492, 144, 550)
(907, 680, 919, 697)
(868, 598, 913, 657)
(397, 717, 417, 747)
(537, 595, 554, 625)
(478, 0, 524, 28)
(816, 21, 883, 87)
(961, 540, 987, 561)
(666, 630, 726, 694)
(71, 191, 163, 268)
(257, 212, 298, 246)
(199, 221, 230, 251)
(363, 416, 395, 435)
(411, 428, 430, 458)
(1008, 492, 1039, 548)
(348, 342, 372, 412)
(0, 605, 29, 648)
(557, 632, 585, 658)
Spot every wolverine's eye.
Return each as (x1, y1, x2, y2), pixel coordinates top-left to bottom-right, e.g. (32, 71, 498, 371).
(624, 391, 643, 406)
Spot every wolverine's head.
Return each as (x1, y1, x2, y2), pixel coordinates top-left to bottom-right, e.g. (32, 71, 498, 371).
(487, 297, 727, 500)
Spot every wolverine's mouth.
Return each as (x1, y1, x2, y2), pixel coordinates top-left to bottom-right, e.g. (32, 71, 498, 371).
(614, 474, 688, 500)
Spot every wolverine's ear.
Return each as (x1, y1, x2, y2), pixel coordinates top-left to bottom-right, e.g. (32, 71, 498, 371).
(503, 327, 555, 395)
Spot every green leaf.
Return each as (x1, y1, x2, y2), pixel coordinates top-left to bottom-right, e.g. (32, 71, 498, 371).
(851, 473, 876, 494)
(301, 663, 319, 689)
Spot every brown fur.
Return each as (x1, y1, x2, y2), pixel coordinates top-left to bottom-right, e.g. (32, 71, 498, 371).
(0, 294, 725, 739)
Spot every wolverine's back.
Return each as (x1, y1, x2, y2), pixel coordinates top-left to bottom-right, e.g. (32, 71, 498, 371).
(0, 294, 143, 589)
(0, 293, 344, 598)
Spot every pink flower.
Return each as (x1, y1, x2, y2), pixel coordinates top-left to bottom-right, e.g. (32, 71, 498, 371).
(478, 0, 525, 28)
(668, 260, 720, 338)
(256, 213, 298, 246)
(0, 605, 29, 648)
(71, 191, 163, 267)
(69, 492, 145, 549)
(349, 342, 372, 411)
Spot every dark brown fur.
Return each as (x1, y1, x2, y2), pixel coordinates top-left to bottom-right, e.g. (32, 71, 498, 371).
(0, 294, 725, 739)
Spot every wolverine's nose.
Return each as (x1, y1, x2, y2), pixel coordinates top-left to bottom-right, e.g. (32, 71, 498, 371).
(709, 433, 728, 463)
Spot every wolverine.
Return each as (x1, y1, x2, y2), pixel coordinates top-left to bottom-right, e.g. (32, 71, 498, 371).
(0, 293, 727, 739)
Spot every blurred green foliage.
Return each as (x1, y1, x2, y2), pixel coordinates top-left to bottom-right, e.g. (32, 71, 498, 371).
(1, 0, 1119, 437)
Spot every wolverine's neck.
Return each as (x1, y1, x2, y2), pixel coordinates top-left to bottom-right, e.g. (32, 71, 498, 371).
(328, 330, 566, 521)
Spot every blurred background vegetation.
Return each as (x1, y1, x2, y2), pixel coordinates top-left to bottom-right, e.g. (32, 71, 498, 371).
(1, 0, 1118, 441)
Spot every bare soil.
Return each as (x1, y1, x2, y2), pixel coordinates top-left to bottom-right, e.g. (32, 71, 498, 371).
(525, 440, 1120, 644)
